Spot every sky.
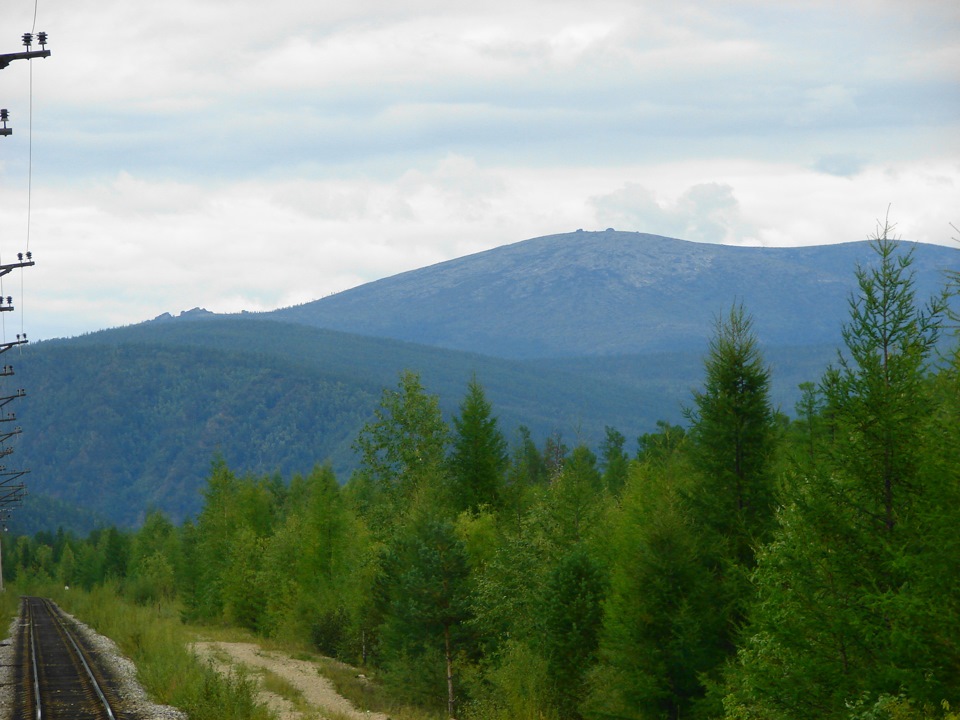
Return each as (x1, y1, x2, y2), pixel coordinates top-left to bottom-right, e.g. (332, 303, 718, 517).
(0, 0, 958, 341)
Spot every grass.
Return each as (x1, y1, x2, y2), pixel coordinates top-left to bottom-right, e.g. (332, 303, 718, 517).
(12, 580, 275, 720)
(0, 587, 21, 633)
(314, 656, 444, 720)
(3, 580, 444, 720)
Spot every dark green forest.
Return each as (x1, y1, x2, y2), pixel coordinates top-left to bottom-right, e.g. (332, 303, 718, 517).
(18, 314, 701, 528)
(5, 231, 959, 720)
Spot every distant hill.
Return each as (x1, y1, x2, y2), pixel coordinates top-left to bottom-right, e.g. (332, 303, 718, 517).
(12, 318, 687, 527)
(267, 231, 959, 358)
(10, 231, 957, 531)
(15, 317, 841, 529)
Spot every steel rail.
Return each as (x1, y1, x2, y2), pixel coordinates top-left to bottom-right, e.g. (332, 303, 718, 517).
(25, 597, 118, 720)
(28, 600, 40, 720)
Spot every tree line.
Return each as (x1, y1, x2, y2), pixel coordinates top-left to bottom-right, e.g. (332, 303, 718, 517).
(4, 225, 959, 720)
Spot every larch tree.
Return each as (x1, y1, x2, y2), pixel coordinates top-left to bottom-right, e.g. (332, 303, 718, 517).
(685, 303, 779, 573)
(543, 544, 605, 720)
(663, 303, 780, 717)
(724, 220, 958, 718)
(500, 425, 547, 535)
(599, 425, 630, 495)
(824, 220, 946, 537)
(448, 376, 508, 514)
(587, 455, 718, 720)
(541, 444, 605, 547)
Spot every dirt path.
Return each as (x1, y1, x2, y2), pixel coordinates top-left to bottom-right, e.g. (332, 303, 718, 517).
(192, 641, 389, 720)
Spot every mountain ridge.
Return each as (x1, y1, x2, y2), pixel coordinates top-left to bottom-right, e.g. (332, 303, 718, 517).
(265, 231, 959, 358)
(11, 230, 958, 530)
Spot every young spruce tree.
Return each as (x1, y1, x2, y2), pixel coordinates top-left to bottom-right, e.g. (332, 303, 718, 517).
(685, 303, 778, 572)
(448, 376, 508, 514)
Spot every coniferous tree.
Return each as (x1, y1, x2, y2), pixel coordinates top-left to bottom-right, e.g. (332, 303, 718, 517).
(99, 527, 130, 581)
(725, 222, 957, 718)
(599, 426, 630, 495)
(626, 303, 778, 718)
(379, 511, 472, 717)
(448, 376, 508, 513)
(353, 371, 473, 711)
(191, 459, 282, 624)
(543, 431, 568, 481)
(261, 465, 374, 657)
(636, 420, 687, 465)
(222, 525, 267, 631)
(685, 303, 778, 572)
(587, 432, 718, 720)
(824, 223, 946, 536)
(543, 545, 605, 720)
(58, 544, 76, 587)
(541, 445, 605, 547)
(501, 426, 547, 534)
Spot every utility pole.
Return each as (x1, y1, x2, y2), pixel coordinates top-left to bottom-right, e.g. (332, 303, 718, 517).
(0, 31, 49, 590)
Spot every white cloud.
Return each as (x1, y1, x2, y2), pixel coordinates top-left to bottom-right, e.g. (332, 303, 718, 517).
(0, 0, 957, 341)
(792, 84, 859, 127)
(589, 181, 753, 244)
(12, 155, 956, 340)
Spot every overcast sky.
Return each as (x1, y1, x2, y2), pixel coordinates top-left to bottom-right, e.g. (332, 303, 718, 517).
(1, 0, 958, 340)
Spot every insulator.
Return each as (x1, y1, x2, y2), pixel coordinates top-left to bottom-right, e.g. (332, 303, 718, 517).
(16, 253, 22, 261)
(0, 109, 8, 122)
(25, 252, 32, 260)
(5, 298, 10, 305)
(38, 31, 48, 47)
(22, 33, 32, 48)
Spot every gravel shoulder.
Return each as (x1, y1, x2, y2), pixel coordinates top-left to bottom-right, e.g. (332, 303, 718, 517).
(0, 603, 186, 720)
(0, 599, 384, 720)
(192, 641, 390, 720)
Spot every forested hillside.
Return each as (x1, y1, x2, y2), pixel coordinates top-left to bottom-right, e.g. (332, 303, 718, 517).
(17, 340, 375, 526)
(13, 231, 956, 529)
(6, 232, 959, 720)
(18, 315, 844, 529)
(15, 319, 679, 528)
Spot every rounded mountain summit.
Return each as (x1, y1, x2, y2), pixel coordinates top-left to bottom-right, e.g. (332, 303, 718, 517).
(270, 230, 959, 359)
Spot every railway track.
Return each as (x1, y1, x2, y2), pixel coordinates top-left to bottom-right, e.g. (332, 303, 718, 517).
(12, 597, 126, 720)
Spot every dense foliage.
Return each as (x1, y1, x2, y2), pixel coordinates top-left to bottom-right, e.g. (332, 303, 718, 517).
(4, 231, 958, 719)
(19, 317, 712, 528)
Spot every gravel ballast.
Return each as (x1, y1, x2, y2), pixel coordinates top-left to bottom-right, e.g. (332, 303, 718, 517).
(0, 599, 186, 720)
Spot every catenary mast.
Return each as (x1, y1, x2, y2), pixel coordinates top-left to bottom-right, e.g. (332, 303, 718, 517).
(0, 30, 50, 590)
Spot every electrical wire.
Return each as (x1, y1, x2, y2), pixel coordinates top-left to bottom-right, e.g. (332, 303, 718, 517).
(25, 0, 42, 338)
(26, 61, 33, 255)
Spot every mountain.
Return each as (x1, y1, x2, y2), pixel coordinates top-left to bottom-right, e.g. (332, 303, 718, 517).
(268, 231, 959, 358)
(13, 318, 693, 528)
(9, 231, 957, 531)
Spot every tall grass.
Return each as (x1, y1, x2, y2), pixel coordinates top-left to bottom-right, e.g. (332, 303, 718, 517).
(13, 581, 274, 720)
(3, 581, 444, 720)
(0, 587, 21, 631)
(312, 655, 444, 720)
